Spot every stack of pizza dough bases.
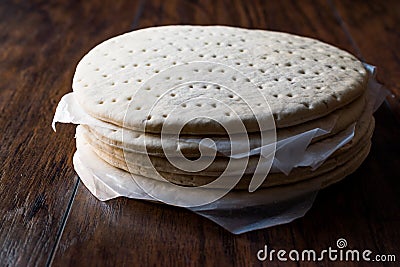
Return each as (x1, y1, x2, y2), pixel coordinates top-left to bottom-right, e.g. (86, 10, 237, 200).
(69, 26, 373, 203)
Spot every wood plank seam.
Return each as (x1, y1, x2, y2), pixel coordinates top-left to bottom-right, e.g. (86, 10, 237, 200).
(130, 0, 145, 30)
(47, 1, 147, 263)
(45, 180, 79, 267)
(327, 0, 364, 60)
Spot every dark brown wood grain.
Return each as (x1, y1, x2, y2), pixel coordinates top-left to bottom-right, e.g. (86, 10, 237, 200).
(1, 0, 399, 266)
(0, 1, 140, 266)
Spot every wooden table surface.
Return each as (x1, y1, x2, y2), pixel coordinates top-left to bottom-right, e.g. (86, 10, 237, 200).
(1, 0, 399, 266)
